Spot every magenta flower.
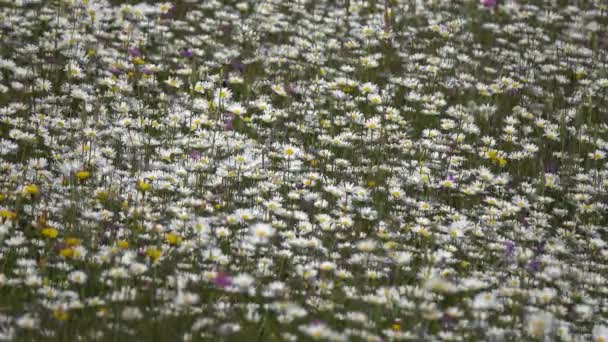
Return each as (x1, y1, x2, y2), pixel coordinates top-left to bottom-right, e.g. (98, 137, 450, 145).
(481, 0, 497, 8)
(213, 272, 232, 288)
(189, 151, 201, 161)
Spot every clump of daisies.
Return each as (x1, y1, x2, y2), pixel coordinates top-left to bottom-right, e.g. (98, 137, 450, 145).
(0, 0, 606, 341)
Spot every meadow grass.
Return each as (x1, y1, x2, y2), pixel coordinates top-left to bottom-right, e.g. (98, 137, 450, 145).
(0, 0, 608, 341)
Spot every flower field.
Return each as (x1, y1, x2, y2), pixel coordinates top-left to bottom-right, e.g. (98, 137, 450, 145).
(1, 0, 608, 340)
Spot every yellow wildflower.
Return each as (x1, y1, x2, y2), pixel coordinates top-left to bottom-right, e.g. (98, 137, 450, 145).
(65, 237, 81, 246)
(96, 190, 109, 202)
(60, 248, 74, 258)
(53, 309, 69, 321)
(0, 210, 17, 220)
(117, 240, 129, 249)
(76, 170, 91, 181)
(23, 184, 40, 196)
(41, 227, 59, 239)
(166, 232, 182, 245)
(146, 247, 162, 261)
(137, 180, 152, 192)
(498, 157, 508, 167)
(132, 57, 145, 65)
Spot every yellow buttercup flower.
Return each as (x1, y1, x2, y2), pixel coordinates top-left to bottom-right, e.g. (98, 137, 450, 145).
(146, 247, 162, 261)
(117, 240, 130, 249)
(0, 210, 17, 220)
(41, 227, 59, 239)
(137, 180, 152, 192)
(76, 170, 91, 181)
(65, 237, 81, 246)
(166, 232, 182, 245)
(60, 248, 74, 258)
(132, 57, 145, 65)
(96, 190, 109, 202)
(53, 309, 69, 321)
(23, 184, 40, 196)
(498, 157, 508, 167)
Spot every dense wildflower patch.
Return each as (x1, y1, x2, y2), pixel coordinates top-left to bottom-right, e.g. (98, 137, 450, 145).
(1, 0, 608, 341)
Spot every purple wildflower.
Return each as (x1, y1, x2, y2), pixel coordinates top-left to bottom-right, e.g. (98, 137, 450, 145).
(528, 259, 542, 272)
(481, 0, 497, 8)
(128, 47, 142, 57)
(503, 240, 515, 256)
(190, 151, 201, 161)
(213, 272, 232, 288)
(181, 49, 193, 58)
(109, 66, 122, 75)
(224, 113, 235, 131)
